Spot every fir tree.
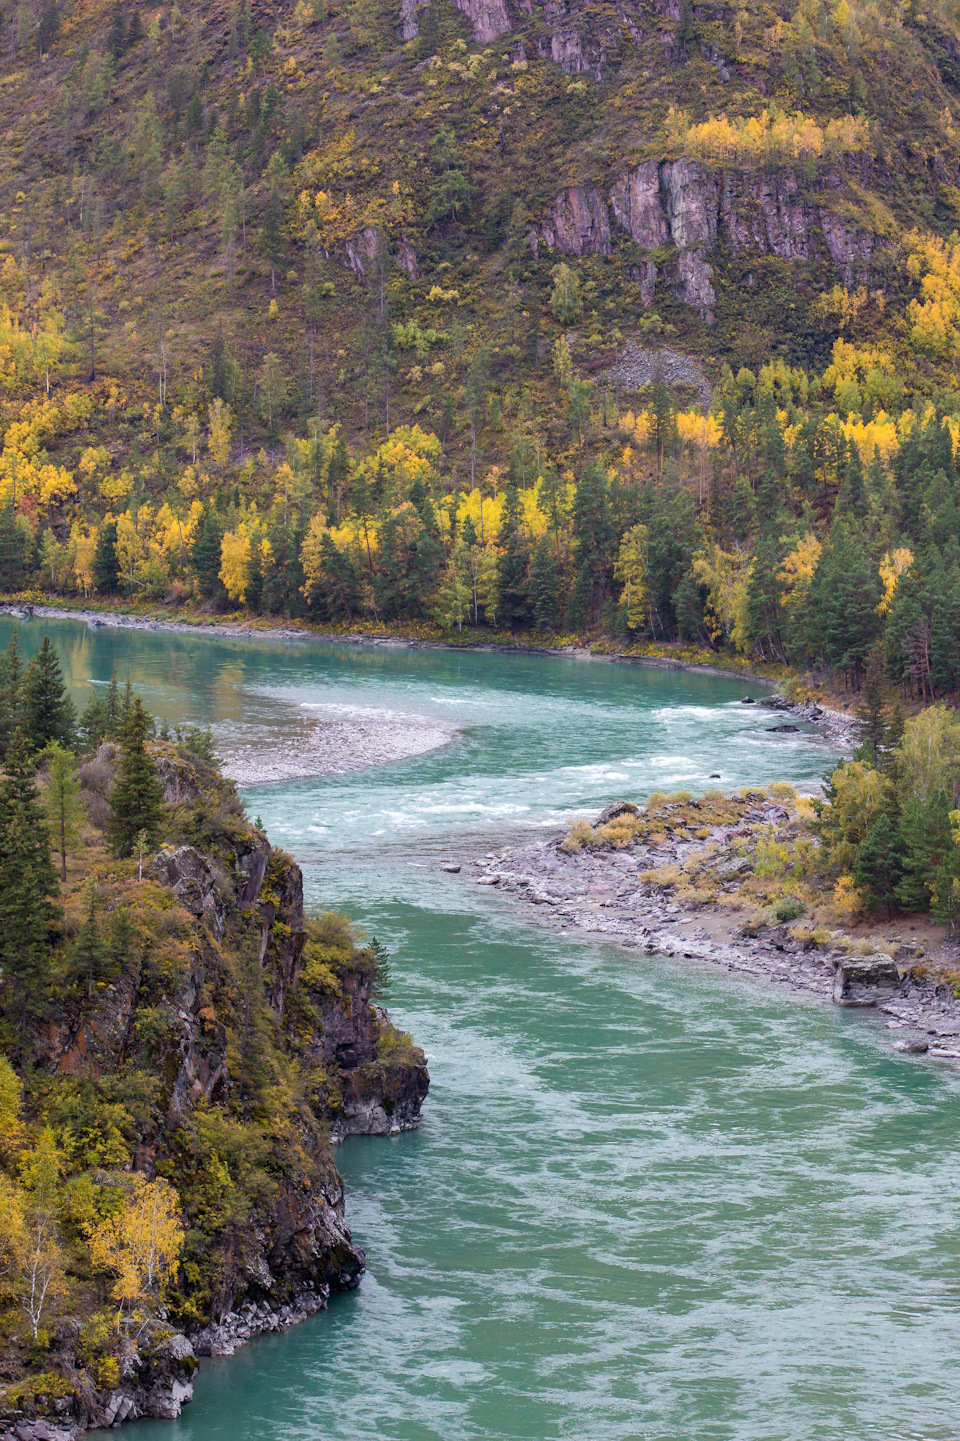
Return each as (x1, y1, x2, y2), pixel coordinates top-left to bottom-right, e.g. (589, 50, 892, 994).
(107, 699, 165, 858)
(23, 637, 76, 750)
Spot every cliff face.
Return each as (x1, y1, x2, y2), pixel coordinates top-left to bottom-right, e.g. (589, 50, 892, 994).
(0, 748, 428, 1441)
(536, 161, 878, 322)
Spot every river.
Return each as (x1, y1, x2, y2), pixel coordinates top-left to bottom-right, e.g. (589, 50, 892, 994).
(6, 617, 960, 1441)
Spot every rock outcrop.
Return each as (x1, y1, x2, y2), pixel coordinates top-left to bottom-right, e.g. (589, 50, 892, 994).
(538, 158, 880, 322)
(1, 749, 428, 1441)
(541, 186, 611, 257)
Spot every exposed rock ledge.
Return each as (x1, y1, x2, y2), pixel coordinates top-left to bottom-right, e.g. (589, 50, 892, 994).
(535, 162, 881, 321)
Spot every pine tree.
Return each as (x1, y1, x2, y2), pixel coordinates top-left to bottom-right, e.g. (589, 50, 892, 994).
(107, 700, 165, 858)
(23, 637, 76, 751)
(0, 731, 60, 1049)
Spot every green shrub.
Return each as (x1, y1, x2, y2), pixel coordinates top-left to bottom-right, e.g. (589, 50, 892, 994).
(772, 895, 805, 923)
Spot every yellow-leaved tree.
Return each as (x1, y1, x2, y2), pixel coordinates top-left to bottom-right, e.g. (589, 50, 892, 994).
(18, 1127, 68, 1340)
(207, 399, 233, 471)
(84, 1174, 184, 1331)
(613, 523, 650, 632)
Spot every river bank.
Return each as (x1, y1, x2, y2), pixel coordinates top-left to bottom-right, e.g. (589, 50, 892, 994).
(0, 599, 781, 680)
(464, 777, 960, 1063)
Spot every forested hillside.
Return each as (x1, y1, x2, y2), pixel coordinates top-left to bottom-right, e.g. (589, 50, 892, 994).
(4, 0, 960, 688)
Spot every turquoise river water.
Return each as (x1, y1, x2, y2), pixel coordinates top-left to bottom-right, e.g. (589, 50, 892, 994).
(4, 616, 960, 1441)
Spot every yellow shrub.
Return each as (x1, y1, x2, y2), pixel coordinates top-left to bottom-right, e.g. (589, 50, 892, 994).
(640, 864, 681, 887)
(560, 819, 595, 855)
(832, 874, 864, 925)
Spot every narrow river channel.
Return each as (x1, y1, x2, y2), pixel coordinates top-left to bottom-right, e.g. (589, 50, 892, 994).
(6, 617, 960, 1441)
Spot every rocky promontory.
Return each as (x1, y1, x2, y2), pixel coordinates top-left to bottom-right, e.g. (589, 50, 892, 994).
(0, 741, 428, 1441)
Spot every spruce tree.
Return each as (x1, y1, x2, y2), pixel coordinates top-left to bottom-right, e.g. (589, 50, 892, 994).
(0, 629, 24, 760)
(369, 936, 393, 1002)
(105, 907, 135, 982)
(497, 485, 531, 628)
(530, 537, 560, 633)
(192, 508, 225, 599)
(0, 731, 60, 1047)
(896, 790, 953, 913)
(92, 520, 120, 595)
(23, 637, 76, 750)
(0, 501, 25, 591)
(107, 699, 166, 857)
(857, 645, 888, 759)
(854, 813, 903, 919)
(73, 885, 108, 998)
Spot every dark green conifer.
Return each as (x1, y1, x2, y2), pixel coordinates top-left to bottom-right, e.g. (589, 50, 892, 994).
(0, 629, 24, 760)
(530, 536, 560, 633)
(0, 730, 60, 1048)
(23, 636, 76, 750)
(107, 699, 165, 857)
(854, 812, 903, 918)
(857, 645, 888, 759)
(73, 885, 108, 998)
(92, 519, 120, 595)
(896, 790, 953, 913)
(497, 485, 531, 628)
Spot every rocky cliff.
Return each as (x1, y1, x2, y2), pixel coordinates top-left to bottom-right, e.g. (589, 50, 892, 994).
(536, 161, 879, 322)
(0, 744, 428, 1441)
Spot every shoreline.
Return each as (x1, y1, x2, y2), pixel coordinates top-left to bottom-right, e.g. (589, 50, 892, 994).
(462, 787, 960, 1064)
(0, 599, 783, 683)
